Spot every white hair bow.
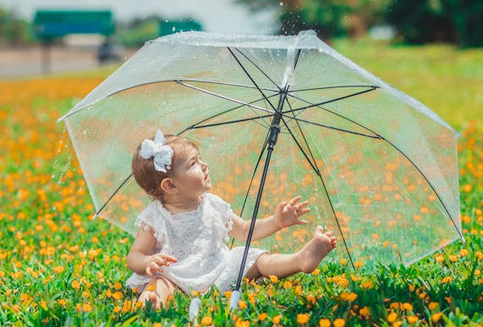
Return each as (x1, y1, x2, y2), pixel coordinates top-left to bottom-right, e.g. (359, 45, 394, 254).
(139, 130, 173, 173)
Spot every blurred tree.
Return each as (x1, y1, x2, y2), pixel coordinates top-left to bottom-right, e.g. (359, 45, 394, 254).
(0, 7, 34, 46)
(236, 0, 389, 40)
(385, 0, 450, 44)
(279, 0, 350, 40)
(442, 0, 483, 47)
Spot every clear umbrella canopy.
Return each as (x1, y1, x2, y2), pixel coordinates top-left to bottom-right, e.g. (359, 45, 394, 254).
(60, 31, 463, 269)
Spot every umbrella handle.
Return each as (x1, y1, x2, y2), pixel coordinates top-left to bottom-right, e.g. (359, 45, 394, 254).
(229, 290, 241, 310)
(188, 297, 202, 322)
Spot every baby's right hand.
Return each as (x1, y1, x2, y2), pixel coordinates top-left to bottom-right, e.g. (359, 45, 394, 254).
(145, 253, 177, 276)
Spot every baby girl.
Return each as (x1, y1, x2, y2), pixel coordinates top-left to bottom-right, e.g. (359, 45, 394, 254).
(126, 130, 337, 309)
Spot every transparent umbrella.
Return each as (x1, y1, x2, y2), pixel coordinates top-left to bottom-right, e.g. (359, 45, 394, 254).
(59, 30, 463, 298)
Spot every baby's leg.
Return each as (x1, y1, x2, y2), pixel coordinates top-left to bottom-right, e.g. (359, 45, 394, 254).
(138, 276, 177, 310)
(246, 226, 336, 280)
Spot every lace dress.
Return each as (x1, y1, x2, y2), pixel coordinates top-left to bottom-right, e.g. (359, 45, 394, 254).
(126, 193, 267, 294)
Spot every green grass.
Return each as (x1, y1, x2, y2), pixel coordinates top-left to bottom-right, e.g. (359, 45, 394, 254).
(0, 40, 482, 326)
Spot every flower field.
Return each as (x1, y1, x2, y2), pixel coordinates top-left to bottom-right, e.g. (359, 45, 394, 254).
(0, 42, 482, 326)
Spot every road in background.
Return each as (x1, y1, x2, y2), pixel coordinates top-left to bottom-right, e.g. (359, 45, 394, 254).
(0, 46, 133, 79)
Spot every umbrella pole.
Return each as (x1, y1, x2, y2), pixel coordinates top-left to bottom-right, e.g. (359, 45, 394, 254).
(230, 91, 287, 310)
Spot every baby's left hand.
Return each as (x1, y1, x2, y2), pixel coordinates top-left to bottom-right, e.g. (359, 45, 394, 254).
(273, 196, 310, 229)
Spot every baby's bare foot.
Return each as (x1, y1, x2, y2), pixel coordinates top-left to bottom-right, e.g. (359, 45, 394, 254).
(298, 226, 337, 273)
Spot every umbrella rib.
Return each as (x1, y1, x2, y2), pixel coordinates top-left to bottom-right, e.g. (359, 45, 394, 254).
(381, 137, 464, 240)
(227, 47, 278, 112)
(179, 78, 279, 93)
(231, 47, 282, 92)
(185, 114, 274, 130)
(177, 81, 274, 114)
(286, 87, 380, 135)
(58, 78, 277, 122)
(287, 86, 379, 115)
(94, 173, 133, 218)
(290, 84, 380, 93)
(283, 115, 381, 139)
(177, 93, 280, 135)
(280, 117, 357, 269)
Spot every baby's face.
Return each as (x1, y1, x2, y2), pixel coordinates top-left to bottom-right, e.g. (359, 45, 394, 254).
(172, 147, 211, 199)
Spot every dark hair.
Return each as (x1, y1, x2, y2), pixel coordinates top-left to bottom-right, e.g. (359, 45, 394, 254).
(131, 134, 198, 202)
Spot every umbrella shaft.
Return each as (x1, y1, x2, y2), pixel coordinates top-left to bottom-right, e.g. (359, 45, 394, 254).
(268, 89, 288, 148)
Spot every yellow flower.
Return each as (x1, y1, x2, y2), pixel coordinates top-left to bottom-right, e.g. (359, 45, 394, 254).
(82, 303, 93, 312)
(435, 254, 445, 263)
(71, 280, 80, 289)
(428, 302, 439, 310)
(258, 313, 268, 321)
(333, 318, 345, 327)
(114, 282, 122, 290)
(297, 313, 310, 324)
(407, 315, 419, 324)
(272, 314, 282, 324)
(362, 281, 373, 289)
(122, 300, 132, 313)
(387, 312, 398, 323)
(359, 306, 371, 317)
(269, 275, 279, 283)
(201, 316, 213, 325)
(39, 300, 48, 310)
(283, 281, 293, 289)
(340, 292, 357, 302)
(52, 266, 64, 274)
(432, 313, 443, 323)
(354, 261, 363, 268)
(238, 300, 247, 309)
(441, 276, 452, 284)
(319, 318, 331, 327)
(112, 292, 123, 300)
(403, 303, 413, 311)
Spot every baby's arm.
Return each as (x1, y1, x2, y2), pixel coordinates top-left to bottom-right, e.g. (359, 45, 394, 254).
(228, 196, 309, 242)
(126, 223, 177, 276)
(229, 214, 279, 241)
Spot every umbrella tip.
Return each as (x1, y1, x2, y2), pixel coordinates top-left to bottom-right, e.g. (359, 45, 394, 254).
(297, 30, 316, 37)
(229, 290, 241, 311)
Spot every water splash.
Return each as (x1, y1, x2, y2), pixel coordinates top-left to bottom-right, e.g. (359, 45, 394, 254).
(52, 126, 75, 185)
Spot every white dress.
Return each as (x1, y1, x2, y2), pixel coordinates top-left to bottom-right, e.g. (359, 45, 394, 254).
(126, 193, 267, 294)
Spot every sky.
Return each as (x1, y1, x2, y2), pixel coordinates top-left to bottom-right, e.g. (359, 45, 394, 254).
(0, 0, 279, 34)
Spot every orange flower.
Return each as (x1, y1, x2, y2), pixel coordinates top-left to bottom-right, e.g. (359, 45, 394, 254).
(407, 316, 419, 324)
(297, 313, 310, 324)
(71, 280, 80, 289)
(269, 275, 279, 283)
(333, 318, 345, 327)
(428, 302, 439, 310)
(319, 318, 331, 327)
(112, 292, 123, 300)
(272, 315, 282, 324)
(387, 312, 397, 323)
(201, 316, 213, 326)
(52, 266, 64, 274)
(258, 313, 268, 321)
